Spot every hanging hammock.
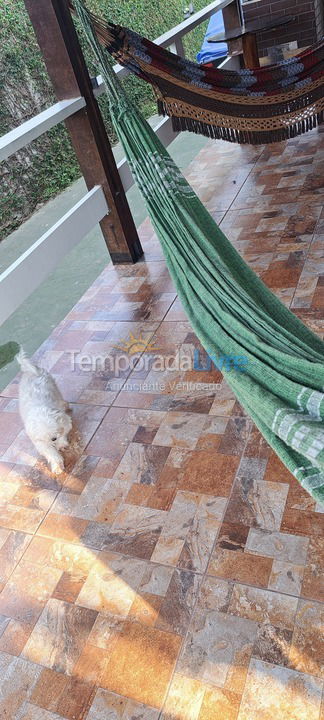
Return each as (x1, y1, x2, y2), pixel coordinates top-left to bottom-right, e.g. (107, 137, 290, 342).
(70, 1, 324, 144)
(74, 0, 324, 503)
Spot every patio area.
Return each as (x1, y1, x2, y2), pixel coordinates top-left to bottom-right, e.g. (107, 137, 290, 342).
(0, 129, 323, 719)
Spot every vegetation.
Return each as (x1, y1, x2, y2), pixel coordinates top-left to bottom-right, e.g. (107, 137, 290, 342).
(0, 0, 208, 239)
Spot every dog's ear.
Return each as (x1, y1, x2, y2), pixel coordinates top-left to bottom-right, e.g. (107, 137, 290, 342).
(57, 412, 72, 434)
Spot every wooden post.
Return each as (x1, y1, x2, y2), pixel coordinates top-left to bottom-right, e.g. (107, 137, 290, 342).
(222, 0, 243, 60)
(24, 0, 143, 264)
(242, 32, 260, 68)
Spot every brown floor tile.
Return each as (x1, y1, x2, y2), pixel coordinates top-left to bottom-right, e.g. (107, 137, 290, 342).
(30, 668, 68, 712)
(0, 618, 34, 655)
(162, 673, 205, 720)
(199, 687, 241, 720)
(280, 508, 324, 537)
(208, 548, 272, 587)
(0, 505, 44, 534)
(52, 571, 86, 603)
(100, 621, 182, 708)
(0, 561, 62, 624)
(73, 642, 108, 684)
(36, 513, 88, 542)
(264, 453, 296, 485)
(159, 449, 239, 496)
(128, 592, 163, 627)
(54, 677, 95, 720)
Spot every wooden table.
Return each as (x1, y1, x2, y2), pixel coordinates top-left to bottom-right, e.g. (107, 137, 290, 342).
(208, 15, 295, 68)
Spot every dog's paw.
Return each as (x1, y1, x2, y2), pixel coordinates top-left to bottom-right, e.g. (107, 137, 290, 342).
(51, 460, 64, 475)
(57, 439, 69, 451)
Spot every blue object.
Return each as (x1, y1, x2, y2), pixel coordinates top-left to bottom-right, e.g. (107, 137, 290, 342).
(197, 13, 227, 64)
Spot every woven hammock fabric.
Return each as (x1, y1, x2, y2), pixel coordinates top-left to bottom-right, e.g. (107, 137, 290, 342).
(72, 1, 324, 144)
(75, 0, 324, 503)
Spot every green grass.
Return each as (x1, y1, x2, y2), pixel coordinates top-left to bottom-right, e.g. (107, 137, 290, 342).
(0, 0, 208, 239)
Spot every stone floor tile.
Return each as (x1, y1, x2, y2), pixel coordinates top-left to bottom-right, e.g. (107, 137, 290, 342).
(0, 129, 323, 720)
(228, 583, 298, 629)
(268, 560, 304, 595)
(208, 547, 272, 587)
(245, 528, 309, 564)
(237, 659, 323, 720)
(301, 535, 324, 602)
(199, 687, 241, 720)
(86, 688, 160, 719)
(100, 621, 182, 708)
(22, 598, 98, 674)
(0, 561, 62, 624)
(156, 568, 201, 635)
(253, 624, 293, 667)
(0, 529, 32, 585)
(0, 618, 34, 656)
(178, 605, 257, 691)
(158, 448, 239, 496)
(152, 411, 207, 449)
(162, 673, 205, 720)
(0, 656, 43, 719)
(77, 551, 147, 617)
(289, 598, 324, 678)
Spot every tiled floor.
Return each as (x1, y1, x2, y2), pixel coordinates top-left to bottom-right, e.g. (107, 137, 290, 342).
(1, 129, 324, 719)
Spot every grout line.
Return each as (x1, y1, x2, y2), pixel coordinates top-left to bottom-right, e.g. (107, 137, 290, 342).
(218, 146, 266, 228)
(289, 212, 321, 311)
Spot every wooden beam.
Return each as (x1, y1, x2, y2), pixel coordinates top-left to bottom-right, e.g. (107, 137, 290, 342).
(222, 0, 243, 60)
(24, 0, 143, 264)
(242, 32, 260, 68)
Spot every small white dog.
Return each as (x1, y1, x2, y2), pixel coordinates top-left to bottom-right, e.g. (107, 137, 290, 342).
(17, 350, 72, 474)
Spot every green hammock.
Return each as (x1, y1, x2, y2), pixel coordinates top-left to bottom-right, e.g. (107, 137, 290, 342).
(0, 342, 19, 371)
(75, 0, 324, 503)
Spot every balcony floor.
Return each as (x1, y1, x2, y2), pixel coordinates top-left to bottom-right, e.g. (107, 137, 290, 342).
(0, 129, 324, 720)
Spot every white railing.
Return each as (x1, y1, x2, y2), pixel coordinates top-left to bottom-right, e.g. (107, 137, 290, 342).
(0, 0, 238, 324)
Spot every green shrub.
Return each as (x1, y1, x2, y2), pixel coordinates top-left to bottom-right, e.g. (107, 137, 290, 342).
(0, 0, 208, 239)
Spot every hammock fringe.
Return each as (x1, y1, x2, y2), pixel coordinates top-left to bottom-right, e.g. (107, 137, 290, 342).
(157, 99, 324, 145)
(71, 0, 324, 145)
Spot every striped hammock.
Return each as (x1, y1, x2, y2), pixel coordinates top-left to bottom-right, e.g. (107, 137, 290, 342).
(74, 0, 324, 504)
(72, 3, 324, 144)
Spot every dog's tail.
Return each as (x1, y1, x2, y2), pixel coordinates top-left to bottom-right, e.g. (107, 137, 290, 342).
(16, 347, 39, 375)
